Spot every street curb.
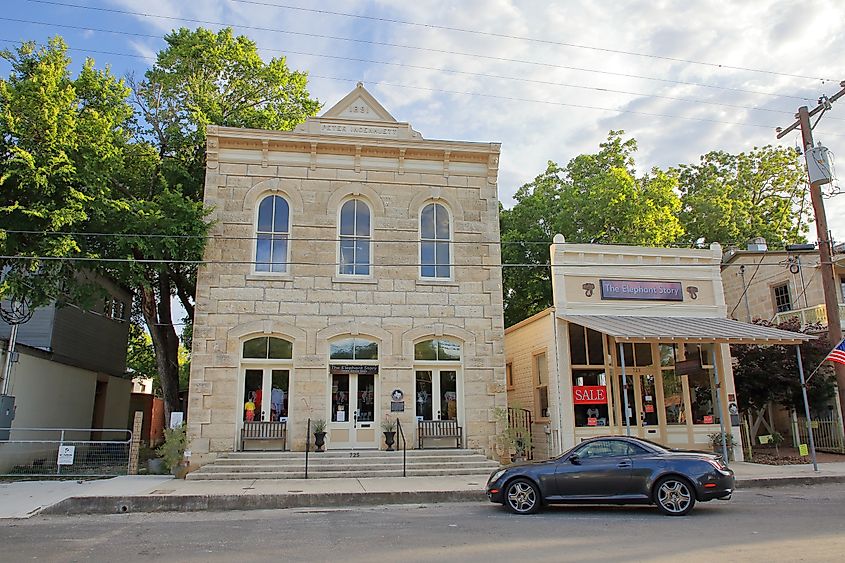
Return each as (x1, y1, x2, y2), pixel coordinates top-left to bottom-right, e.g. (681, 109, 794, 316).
(736, 475, 845, 489)
(38, 490, 487, 516)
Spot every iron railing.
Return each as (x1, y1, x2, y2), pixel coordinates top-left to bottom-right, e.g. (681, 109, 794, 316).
(304, 418, 311, 479)
(507, 407, 534, 460)
(396, 418, 406, 477)
(0, 427, 132, 477)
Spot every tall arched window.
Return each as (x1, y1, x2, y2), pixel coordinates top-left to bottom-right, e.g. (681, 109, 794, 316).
(255, 195, 290, 273)
(339, 199, 371, 276)
(241, 336, 293, 424)
(414, 338, 461, 422)
(420, 202, 451, 278)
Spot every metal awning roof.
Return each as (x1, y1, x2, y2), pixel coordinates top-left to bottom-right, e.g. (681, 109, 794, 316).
(557, 314, 814, 344)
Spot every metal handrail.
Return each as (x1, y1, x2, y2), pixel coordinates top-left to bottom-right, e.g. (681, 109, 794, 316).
(305, 418, 311, 479)
(396, 418, 406, 477)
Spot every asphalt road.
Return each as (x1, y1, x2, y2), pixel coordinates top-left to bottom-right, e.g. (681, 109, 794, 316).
(2, 484, 845, 562)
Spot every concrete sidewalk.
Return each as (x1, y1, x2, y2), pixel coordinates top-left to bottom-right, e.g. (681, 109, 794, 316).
(5, 461, 845, 518)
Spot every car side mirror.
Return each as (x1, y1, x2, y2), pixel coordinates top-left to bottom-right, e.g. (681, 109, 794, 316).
(569, 454, 581, 465)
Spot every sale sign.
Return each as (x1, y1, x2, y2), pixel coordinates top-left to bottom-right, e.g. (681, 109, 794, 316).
(573, 385, 608, 404)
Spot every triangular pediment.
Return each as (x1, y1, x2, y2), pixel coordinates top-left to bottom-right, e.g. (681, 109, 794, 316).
(321, 82, 397, 122)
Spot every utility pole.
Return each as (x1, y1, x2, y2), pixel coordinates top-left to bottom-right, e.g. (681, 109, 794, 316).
(777, 81, 845, 414)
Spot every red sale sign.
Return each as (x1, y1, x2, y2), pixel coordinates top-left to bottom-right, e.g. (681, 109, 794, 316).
(573, 386, 608, 404)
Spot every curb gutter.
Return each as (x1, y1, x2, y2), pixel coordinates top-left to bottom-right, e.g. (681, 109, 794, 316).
(39, 490, 486, 516)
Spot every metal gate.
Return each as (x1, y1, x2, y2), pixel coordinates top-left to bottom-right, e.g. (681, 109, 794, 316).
(0, 427, 132, 477)
(796, 418, 845, 454)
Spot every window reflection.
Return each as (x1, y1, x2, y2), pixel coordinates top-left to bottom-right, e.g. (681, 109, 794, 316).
(420, 203, 451, 278)
(255, 195, 289, 273)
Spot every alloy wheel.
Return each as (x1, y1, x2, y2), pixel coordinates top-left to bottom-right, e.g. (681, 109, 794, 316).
(506, 480, 538, 514)
(657, 479, 693, 515)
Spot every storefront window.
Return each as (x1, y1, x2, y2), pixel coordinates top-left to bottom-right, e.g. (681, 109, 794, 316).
(621, 343, 653, 367)
(572, 369, 608, 427)
(568, 323, 604, 366)
(331, 374, 350, 422)
(684, 343, 711, 367)
(659, 344, 676, 367)
(688, 370, 717, 424)
(662, 370, 685, 425)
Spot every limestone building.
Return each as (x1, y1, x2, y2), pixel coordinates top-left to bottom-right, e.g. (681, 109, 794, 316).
(187, 84, 506, 465)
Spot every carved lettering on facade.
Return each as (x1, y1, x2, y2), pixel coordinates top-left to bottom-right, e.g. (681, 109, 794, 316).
(319, 123, 399, 137)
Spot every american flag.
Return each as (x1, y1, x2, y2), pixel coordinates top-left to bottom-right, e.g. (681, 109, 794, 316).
(825, 339, 845, 366)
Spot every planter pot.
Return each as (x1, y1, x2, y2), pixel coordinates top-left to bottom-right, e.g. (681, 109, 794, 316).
(313, 431, 327, 452)
(147, 458, 165, 474)
(383, 431, 396, 451)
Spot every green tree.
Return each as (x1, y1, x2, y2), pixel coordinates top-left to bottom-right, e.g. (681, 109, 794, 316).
(0, 38, 131, 307)
(120, 28, 319, 420)
(731, 319, 836, 414)
(675, 145, 809, 248)
(500, 131, 684, 326)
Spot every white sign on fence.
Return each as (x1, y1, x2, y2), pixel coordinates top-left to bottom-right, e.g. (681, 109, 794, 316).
(57, 445, 75, 465)
(169, 412, 184, 428)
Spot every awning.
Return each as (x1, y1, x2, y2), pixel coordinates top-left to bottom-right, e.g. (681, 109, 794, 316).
(557, 314, 814, 345)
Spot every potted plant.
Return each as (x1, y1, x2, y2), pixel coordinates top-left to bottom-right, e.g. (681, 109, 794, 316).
(708, 431, 738, 461)
(493, 407, 533, 464)
(312, 419, 327, 452)
(381, 417, 397, 451)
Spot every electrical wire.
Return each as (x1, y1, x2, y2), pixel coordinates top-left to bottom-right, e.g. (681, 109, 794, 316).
(0, 18, 819, 118)
(26, 0, 839, 83)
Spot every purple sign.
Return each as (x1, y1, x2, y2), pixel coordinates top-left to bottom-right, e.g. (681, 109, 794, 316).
(599, 279, 683, 301)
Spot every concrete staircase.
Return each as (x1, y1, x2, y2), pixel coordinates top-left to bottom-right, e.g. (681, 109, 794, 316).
(187, 449, 500, 480)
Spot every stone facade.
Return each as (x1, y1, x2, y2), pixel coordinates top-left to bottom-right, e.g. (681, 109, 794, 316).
(187, 84, 506, 465)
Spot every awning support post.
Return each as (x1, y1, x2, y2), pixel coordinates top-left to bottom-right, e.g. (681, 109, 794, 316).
(618, 342, 631, 437)
(796, 345, 819, 472)
(711, 346, 729, 465)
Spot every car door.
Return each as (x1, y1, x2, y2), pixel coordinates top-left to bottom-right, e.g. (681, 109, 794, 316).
(553, 439, 633, 500)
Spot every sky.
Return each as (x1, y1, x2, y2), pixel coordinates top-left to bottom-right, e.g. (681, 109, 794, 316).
(2, 0, 844, 245)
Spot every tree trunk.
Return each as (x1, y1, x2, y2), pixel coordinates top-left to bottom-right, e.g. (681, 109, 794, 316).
(139, 272, 181, 424)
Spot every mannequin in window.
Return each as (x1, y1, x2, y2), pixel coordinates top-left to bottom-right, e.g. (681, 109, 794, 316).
(244, 392, 256, 422)
(271, 386, 285, 420)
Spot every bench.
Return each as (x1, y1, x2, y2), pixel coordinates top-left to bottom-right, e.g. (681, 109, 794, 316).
(240, 421, 287, 451)
(418, 420, 463, 449)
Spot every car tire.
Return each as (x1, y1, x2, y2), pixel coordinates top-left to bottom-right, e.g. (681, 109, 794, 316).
(504, 478, 541, 515)
(654, 476, 696, 516)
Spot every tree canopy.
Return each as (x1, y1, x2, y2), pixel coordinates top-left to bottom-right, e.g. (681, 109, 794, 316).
(500, 131, 684, 326)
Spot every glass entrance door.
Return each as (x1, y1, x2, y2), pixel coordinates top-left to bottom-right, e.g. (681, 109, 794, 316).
(243, 368, 290, 422)
(415, 370, 459, 421)
(329, 372, 377, 448)
(614, 371, 664, 442)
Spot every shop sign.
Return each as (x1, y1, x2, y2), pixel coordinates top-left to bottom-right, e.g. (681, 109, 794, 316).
(599, 279, 683, 301)
(645, 404, 655, 413)
(330, 364, 379, 375)
(587, 417, 598, 426)
(57, 445, 75, 466)
(703, 415, 714, 424)
(573, 385, 607, 404)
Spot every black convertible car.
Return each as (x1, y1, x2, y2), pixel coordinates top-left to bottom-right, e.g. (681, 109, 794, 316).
(486, 435, 734, 516)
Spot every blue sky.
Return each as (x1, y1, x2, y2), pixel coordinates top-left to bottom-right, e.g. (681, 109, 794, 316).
(2, 0, 844, 244)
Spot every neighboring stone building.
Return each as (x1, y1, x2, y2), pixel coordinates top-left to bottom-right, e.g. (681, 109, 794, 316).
(721, 238, 845, 330)
(187, 84, 506, 465)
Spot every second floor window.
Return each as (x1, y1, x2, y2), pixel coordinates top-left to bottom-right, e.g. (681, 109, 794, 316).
(773, 283, 792, 313)
(339, 199, 371, 276)
(256, 195, 290, 273)
(420, 202, 451, 278)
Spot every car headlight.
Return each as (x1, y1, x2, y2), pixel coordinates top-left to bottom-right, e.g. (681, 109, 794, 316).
(489, 469, 507, 483)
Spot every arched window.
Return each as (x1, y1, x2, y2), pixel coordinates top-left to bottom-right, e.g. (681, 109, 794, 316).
(339, 199, 371, 276)
(329, 337, 379, 360)
(414, 338, 461, 361)
(242, 336, 293, 359)
(420, 202, 451, 278)
(255, 195, 290, 273)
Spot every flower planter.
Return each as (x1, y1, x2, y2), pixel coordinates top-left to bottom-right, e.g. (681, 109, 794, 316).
(383, 431, 396, 451)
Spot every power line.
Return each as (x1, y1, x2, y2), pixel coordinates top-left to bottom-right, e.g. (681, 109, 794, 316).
(12, 2, 822, 104)
(29, 0, 837, 83)
(0, 254, 831, 269)
(0, 17, 819, 116)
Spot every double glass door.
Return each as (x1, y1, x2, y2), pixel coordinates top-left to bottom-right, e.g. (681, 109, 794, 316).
(615, 371, 663, 442)
(243, 368, 289, 422)
(330, 372, 377, 448)
(415, 370, 458, 421)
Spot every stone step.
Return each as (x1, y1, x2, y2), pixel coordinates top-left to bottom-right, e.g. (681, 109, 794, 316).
(217, 449, 479, 459)
(195, 461, 499, 473)
(187, 467, 495, 480)
(211, 455, 493, 466)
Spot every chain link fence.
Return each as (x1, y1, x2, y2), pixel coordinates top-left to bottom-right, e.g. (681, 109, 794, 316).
(0, 428, 132, 477)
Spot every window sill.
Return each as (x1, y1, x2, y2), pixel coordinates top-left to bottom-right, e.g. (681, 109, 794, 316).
(416, 279, 459, 287)
(247, 273, 293, 282)
(332, 276, 377, 285)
